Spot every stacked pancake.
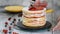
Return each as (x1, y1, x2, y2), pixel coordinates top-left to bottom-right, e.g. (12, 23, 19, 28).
(22, 7, 46, 28)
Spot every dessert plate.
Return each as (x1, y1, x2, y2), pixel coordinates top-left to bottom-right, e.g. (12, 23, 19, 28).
(5, 6, 23, 12)
(16, 21, 52, 30)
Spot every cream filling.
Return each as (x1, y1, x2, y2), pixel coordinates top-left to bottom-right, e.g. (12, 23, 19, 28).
(22, 17, 46, 27)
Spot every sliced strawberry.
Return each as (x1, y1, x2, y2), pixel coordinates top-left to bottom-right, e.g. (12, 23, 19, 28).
(29, 7, 36, 11)
(41, 4, 47, 7)
(40, 2, 47, 7)
(9, 26, 11, 30)
(37, 6, 44, 10)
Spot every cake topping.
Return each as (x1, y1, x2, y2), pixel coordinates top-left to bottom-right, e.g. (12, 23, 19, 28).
(29, 7, 36, 11)
(40, 1, 47, 7)
(29, 0, 47, 11)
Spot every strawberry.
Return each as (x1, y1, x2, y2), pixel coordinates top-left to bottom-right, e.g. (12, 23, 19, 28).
(41, 3, 47, 7)
(40, 2, 47, 7)
(29, 7, 36, 11)
(37, 6, 44, 10)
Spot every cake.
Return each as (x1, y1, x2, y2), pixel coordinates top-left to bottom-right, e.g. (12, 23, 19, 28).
(22, 0, 47, 28)
(22, 7, 46, 27)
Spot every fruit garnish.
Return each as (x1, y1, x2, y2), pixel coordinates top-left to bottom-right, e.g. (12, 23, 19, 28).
(13, 32, 18, 34)
(8, 17, 11, 21)
(9, 26, 11, 30)
(34, 0, 40, 6)
(3, 29, 8, 34)
(5, 22, 8, 25)
(40, 1, 47, 7)
(13, 18, 16, 21)
(29, 0, 47, 11)
(37, 6, 44, 10)
(29, 7, 36, 11)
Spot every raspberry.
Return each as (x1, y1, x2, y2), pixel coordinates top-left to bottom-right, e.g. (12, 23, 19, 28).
(9, 26, 11, 30)
(13, 32, 18, 34)
(3, 29, 8, 34)
(5, 22, 8, 25)
(13, 18, 16, 21)
(8, 17, 11, 21)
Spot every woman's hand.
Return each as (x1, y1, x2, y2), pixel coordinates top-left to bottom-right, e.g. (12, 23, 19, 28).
(53, 16, 60, 31)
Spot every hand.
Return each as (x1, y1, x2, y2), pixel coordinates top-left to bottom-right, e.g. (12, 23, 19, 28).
(53, 21, 60, 31)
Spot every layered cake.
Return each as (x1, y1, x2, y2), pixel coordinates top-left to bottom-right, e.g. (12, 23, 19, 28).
(22, 7, 46, 27)
(22, 0, 47, 28)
